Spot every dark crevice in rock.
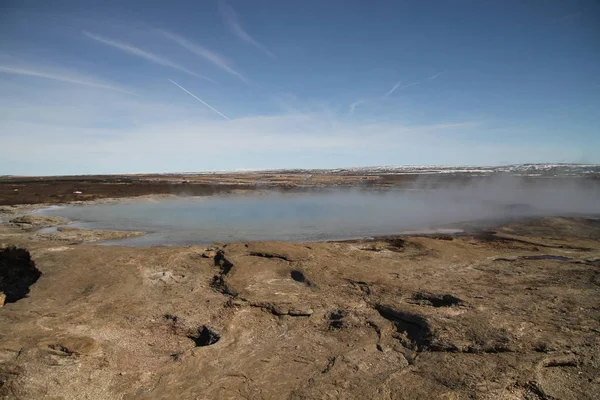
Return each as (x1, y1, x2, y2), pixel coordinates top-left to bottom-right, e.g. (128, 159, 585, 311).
(210, 250, 237, 297)
(47, 344, 75, 356)
(375, 304, 514, 354)
(465, 344, 513, 354)
(250, 302, 285, 316)
(374, 304, 432, 351)
(321, 357, 336, 374)
(385, 238, 406, 252)
(162, 313, 178, 323)
(495, 255, 572, 262)
(214, 250, 233, 275)
(290, 270, 314, 287)
(522, 255, 572, 261)
(210, 275, 237, 297)
(328, 309, 348, 330)
(0, 246, 41, 303)
(162, 313, 182, 334)
(249, 252, 291, 261)
(522, 381, 560, 400)
(187, 326, 221, 347)
(411, 292, 465, 308)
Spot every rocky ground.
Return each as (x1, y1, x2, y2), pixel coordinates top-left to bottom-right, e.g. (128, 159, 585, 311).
(0, 209, 599, 399)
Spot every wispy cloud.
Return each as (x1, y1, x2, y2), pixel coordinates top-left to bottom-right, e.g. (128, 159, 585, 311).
(401, 81, 421, 89)
(0, 65, 133, 94)
(168, 78, 230, 120)
(385, 80, 403, 97)
(4, 81, 542, 173)
(83, 31, 217, 83)
(219, 0, 276, 59)
(349, 77, 426, 115)
(348, 100, 365, 115)
(160, 30, 248, 83)
(385, 80, 420, 97)
(428, 72, 443, 80)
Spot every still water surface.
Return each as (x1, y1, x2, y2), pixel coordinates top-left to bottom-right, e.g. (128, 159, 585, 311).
(37, 189, 599, 246)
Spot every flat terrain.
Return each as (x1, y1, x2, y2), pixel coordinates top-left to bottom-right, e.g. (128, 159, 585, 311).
(0, 173, 599, 399)
(3, 171, 596, 206)
(0, 172, 405, 205)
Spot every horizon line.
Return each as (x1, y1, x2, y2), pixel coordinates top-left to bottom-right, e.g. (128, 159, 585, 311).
(2, 163, 597, 178)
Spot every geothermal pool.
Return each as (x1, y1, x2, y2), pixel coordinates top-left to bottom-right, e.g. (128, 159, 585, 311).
(36, 184, 600, 246)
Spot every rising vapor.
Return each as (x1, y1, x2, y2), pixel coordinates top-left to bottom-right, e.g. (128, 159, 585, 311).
(168, 78, 231, 120)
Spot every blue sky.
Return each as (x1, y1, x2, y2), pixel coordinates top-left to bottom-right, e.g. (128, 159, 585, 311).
(1, 0, 599, 175)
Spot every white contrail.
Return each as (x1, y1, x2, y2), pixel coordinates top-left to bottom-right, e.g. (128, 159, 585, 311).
(385, 80, 403, 97)
(84, 31, 217, 84)
(348, 100, 365, 115)
(385, 80, 420, 97)
(168, 78, 230, 120)
(0, 65, 133, 94)
(160, 30, 248, 83)
(219, 0, 276, 59)
(428, 72, 443, 80)
(402, 81, 421, 89)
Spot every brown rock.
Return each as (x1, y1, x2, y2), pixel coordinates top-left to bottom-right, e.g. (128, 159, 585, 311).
(0, 215, 599, 399)
(10, 214, 67, 228)
(38, 336, 101, 357)
(201, 250, 217, 258)
(288, 306, 314, 316)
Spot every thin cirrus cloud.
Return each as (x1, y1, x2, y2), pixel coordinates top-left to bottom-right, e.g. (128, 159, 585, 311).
(385, 80, 420, 97)
(218, 0, 276, 59)
(385, 80, 403, 97)
(160, 30, 249, 84)
(0, 65, 133, 94)
(348, 100, 365, 115)
(82, 31, 217, 84)
(349, 77, 427, 114)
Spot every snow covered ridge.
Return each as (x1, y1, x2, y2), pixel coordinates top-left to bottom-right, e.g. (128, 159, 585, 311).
(171, 164, 600, 177)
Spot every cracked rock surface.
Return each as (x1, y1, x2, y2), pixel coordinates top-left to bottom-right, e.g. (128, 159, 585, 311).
(0, 217, 600, 399)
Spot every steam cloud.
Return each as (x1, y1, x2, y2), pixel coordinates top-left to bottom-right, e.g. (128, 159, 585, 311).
(40, 175, 600, 245)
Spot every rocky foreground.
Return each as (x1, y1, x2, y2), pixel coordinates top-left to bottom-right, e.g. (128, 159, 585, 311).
(0, 215, 599, 399)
